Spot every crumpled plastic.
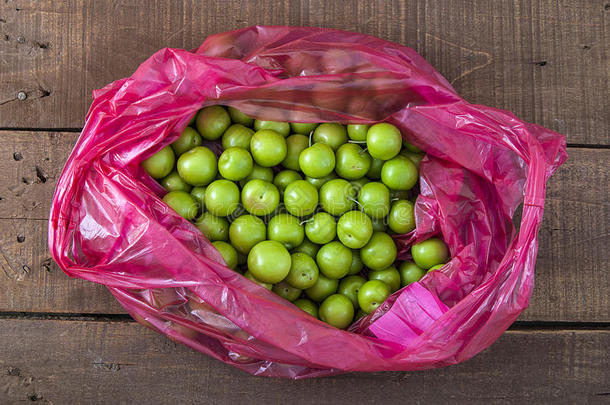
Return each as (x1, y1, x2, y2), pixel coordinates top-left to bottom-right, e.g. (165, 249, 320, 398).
(48, 26, 567, 378)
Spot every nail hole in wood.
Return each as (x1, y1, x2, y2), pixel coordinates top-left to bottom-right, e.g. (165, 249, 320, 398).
(17, 235, 25, 243)
(13, 152, 23, 161)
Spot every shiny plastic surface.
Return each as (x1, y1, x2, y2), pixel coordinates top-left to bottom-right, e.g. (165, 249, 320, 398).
(48, 26, 567, 378)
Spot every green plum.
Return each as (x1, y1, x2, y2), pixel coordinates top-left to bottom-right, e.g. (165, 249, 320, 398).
(358, 182, 390, 219)
(400, 149, 425, 168)
(240, 163, 274, 186)
(346, 124, 369, 141)
(161, 171, 192, 192)
(241, 179, 280, 216)
(319, 294, 354, 329)
(204, 180, 239, 217)
(411, 237, 449, 269)
(196, 105, 231, 140)
(316, 241, 352, 279)
(247, 240, 291, 283)
(222, 124, 254, 150)
(254, 120, 290, 137)
(368, 266, 401, 292)
(228, 107, 254, 127)
(381, 156, 418, 191)
(190, 186, 206, 213)
(195, 212, 229, 241)
(305, 172, 337, 190)
(282, 134, 309, 171)
(366, 123, 402, 160)
(428, 263, 445, 272)
(292, 239, 320, 258)
(338, 275, 366, 308)
(313, 123, 348, 151)
(304, 212, 336, 245)
(319, 179, 354, 216)
(305, 273, 339, 302)
(336, 210, 373, 249)
(272, 280, 302, 302)
(299, 143, 335, 178)
(360, 232, 397, 270)
(218, 147, 253, 181)
(348, 249, 364, 275)
(293, 298, 319, 318)
(267, 213, 304, 249)
(366, 157, 384, 180)
(228, 214, 266, 254)
(250, 129, 287, 167)
(176, 146, 217, 186)
(398, 261, 426, 286)
(290, 122, 318, 135)
(171, 127, 202, 156)
(244, 270, 272, 290)
(142, 146, 175, 179)
(212, 241, 238, 269)
(285, 253, 319, 289)
(163, 191, 198, 220)
(335, 143, 371, 180)
(357, 279, 390, 314)
(388, 199, 416, 234)
(273, 170, 302, 195)
(283, 180, 318, 217)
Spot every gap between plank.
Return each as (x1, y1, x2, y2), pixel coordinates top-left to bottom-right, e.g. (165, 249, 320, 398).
(0, 311, 607, 331)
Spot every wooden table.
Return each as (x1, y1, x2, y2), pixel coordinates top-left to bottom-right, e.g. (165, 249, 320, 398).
(1, 1, 608, 403)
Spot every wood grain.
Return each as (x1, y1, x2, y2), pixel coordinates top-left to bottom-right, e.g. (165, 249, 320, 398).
(0, 319, 607, 404)
(0, 130, 607, 321)
(0, 0, 607, 144)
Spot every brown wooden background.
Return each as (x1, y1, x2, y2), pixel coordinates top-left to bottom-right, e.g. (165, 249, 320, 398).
(0, 1, 608, 403)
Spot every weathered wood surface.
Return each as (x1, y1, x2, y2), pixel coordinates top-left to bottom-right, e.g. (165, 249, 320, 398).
(0, 0, 608, 144)
(0, 319, 607, 404)
(0, 130, 607, 321)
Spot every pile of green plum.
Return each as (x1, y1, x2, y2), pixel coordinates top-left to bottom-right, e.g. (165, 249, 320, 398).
(142, 105, 450, 329)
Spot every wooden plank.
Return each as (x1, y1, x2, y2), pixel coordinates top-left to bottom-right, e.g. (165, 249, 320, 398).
(0, 0, 607, 144)
(0, 130, 607, 320)
(0, 319, 607, 404)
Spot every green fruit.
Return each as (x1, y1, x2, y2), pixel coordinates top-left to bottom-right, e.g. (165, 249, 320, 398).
(254, 120, 290, 137)
(272, 280, 302, 301)
(195, 212, 229, 241)
(335, 143, 371, 180)
(240, 164, 274, 185)
(347, 124, 369, 141)
(293, 298, 318, 318)
(285, 253, 319, 289)
(163, 191, 199, 220)
(316, 241, 352, 279)
(398, 261, 426, 286)
(244, 270, 272, 290)
(338, 275, 366, 308)
(218, 147, 253, 181)
(366, 123, 402, 160)
(357, 279, 390, 314)
(304, 212, 336, 245)
(305, 273, 339, 302)
(190, 186, 206, 213)
(267, 213, 304, 250)
(247, 240, 291, 283)
(299, 143, 335, 178)
(142, 146, 175, 179)
(319, 294, 354, 329)
(273, 170, 302, 195)
(250, 129, 287, 167)
(292, 239, 320, 258)
(368, 266, 401, 292)
(358, 182, 390, 219)
(228, 107, 254, 127)
(336, 210, 373, 249)
(212, 241, 238, 269)
(388, 199, 416, 234)
(428, 263, 445, 272)
(283, 180, 318, 217)
(411, 237, 449, 269)
(348, 250, 364, 275)
(319, 179, 354, 216)
(204, 180, 240, 217)
(222, 124, 254, 150)
(161, 171, 192, 192)
(171, 127, 202, 156)
(360, 232, 397, 271)
(196, 105, 231, 140)
(290, 122, 318, 135)
(381, 156, 418, 191)
(366, 157, 384, 179)
(228, 214, 266, 254)
(305, 172, 338, 189)
(176, 146, 218, 186)
(241, 179, 280, 216)
(313, 123, 348, 151)
(282, 134, 309, 171)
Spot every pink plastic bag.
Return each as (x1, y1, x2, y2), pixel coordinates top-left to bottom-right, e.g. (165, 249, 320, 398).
(49, 26, 567, 378)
